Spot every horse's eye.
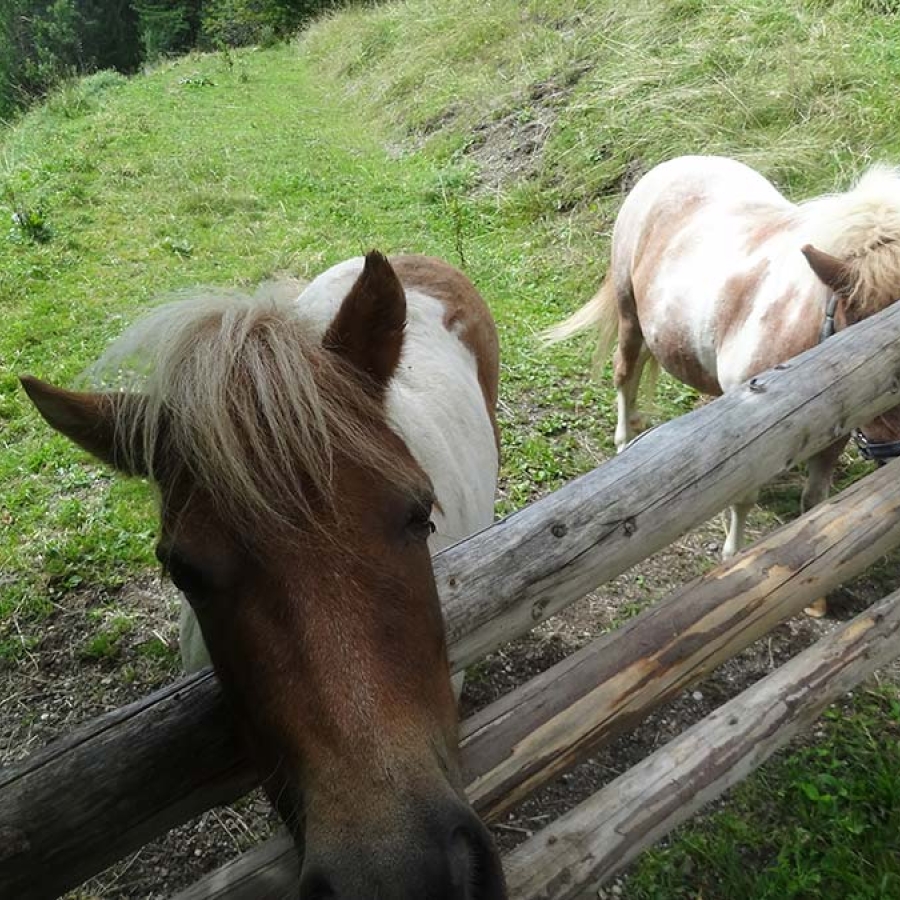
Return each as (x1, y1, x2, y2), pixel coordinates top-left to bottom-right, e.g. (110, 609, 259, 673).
(407, 497, 435, 540)
(156, 546, 211, 600)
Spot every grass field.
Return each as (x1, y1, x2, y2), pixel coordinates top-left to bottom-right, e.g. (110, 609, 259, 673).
(3, 0, 900, 896)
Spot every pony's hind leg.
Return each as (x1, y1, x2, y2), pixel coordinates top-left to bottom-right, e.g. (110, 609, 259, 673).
(802, 438, 846, 512)
(801, 438, 846, 617)
(722, 490, 759, 560)
(613, 311, 651, 452)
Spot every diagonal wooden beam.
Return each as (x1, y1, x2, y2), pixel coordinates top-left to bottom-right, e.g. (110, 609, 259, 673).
(504, 587, 900, 898)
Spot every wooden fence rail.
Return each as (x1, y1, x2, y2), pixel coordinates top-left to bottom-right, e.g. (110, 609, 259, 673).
(0, 673, 255, 900)
(461, 457, 900, 817)
(4, 302, 900, 898)
(505, 587, 900, 899)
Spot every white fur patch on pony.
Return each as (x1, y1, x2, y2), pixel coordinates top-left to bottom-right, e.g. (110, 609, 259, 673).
(609, 156, 900, 392)
(544, 155, 900, 571)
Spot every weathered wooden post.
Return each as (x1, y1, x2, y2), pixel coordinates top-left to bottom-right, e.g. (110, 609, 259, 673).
(505, 588, 900, 898)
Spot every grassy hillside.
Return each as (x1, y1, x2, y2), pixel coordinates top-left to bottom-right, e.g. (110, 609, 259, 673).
(2, 0, 900, 897)
(305, 0, 900, 195)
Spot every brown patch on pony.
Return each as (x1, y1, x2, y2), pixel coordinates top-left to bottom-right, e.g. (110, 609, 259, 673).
(390, 255, 500, 449)
(743, 206, 797, 254)
(628, 193, 723, 395)
(656, 320, 723, 396)
(744, 285, 824, 376)
(715, 260, 770, 354)
(323, 251, 406, 387)
(631, 193, 706, 300)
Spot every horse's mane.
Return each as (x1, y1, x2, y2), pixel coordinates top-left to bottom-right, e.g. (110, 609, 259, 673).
(802, 164, 900, 311)
(86, 286, 419, 531)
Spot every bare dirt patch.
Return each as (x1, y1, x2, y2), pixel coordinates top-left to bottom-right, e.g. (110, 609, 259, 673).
(462, 64, 592, 195)
(2, 579, 180, 764)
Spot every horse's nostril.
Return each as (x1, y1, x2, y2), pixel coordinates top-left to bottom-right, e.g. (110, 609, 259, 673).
(298, 869, 336, 900)
(298, 807, 507, 900)
(449, 821, 506, 899)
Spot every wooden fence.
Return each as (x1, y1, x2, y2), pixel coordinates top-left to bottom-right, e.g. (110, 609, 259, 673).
(4, 302, 900, 899)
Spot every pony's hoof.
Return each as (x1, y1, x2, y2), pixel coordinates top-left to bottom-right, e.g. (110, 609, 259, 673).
(804, 597, 828, 618)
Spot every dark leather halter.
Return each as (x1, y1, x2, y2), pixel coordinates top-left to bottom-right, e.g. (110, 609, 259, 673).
(852, 429, 900, 464)
(818, 293, 839, 342)
(819, 293, 900, 464)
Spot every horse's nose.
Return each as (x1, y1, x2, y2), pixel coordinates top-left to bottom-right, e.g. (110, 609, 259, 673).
(445, 812, 508, 899)
(298, 804, 507, 900)
(297, 870, 335, 900)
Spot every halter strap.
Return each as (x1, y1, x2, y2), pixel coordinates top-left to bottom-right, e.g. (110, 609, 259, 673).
(853, 429, 900, 466)
(818, 292, 838, 342)
(819, 294, 900, 464)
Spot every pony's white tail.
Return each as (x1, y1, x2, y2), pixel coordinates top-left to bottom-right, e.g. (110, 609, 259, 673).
(540, 275, 619, 374)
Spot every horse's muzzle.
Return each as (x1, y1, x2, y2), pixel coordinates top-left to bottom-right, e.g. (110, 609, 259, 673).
(297, 800, 508, 900)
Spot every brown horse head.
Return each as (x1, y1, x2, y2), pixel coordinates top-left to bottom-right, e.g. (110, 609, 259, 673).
(21, 252, 506, 899)
(803, 243, 900, 450)
(802, 241, 900, 323)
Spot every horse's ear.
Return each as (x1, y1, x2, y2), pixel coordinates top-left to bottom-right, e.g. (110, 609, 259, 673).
(323, 251, 406, 387)
(20, 376, 149, 475)
(802, 244, 854, 295)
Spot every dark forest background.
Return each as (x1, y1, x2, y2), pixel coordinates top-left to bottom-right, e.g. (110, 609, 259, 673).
(0, 0, 340, 118)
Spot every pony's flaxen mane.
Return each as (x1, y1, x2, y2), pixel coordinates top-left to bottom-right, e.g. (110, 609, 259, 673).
(803, 164, 900, 311)
(86, 288, 420, 531)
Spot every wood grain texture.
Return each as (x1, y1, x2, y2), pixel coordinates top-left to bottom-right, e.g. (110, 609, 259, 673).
(0, 672, 257, 900)
(503, 588, 900, 899)
(171, 460, 900, 900)
(6, 304, 900, 899)
(460, 458, 900, 817)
